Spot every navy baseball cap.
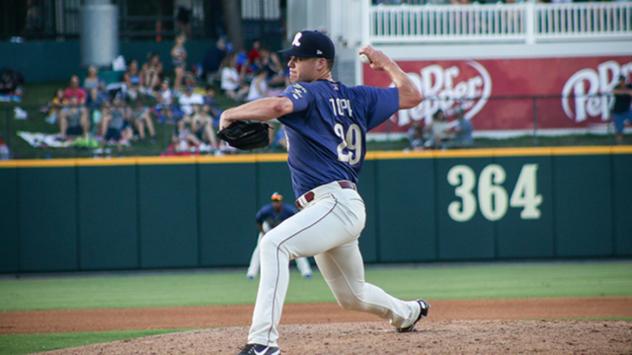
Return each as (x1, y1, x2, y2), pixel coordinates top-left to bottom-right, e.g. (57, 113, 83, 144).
(280, 30, 335, 59)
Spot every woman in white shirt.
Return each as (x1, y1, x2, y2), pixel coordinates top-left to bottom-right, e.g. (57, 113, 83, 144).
(221, 53, 249, 101)
(246, 69, 268, 101)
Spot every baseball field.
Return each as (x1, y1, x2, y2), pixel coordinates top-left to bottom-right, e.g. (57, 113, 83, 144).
(1, 260, 631, 354)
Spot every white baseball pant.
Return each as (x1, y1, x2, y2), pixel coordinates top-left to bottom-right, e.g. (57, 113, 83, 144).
(247, 181, 420, 347)
(247, 222, 313, 279)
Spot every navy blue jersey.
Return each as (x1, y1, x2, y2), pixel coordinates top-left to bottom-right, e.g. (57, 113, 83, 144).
(279, 80, 399, 198)
(255, 203, 297, 228)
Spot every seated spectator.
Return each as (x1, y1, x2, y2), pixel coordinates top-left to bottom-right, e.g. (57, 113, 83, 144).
(247, 39, 262, 69)
(190, 104, 218, 149)
(64, 75, 86, 105)
(101, 95, 132, 145)
(202, 37, 227, 84)
(246, 69, 268, 102)
(86, 86, 108, 135)
(173, 114, 203, 152)
(407, 121, 426, 151)
(259, 49, 285, 86)
(449, 111, 474, 148)
(0, 134, 10, 160)
(178, 85, 204, 120)
(154, 80, 174, 123)
(426, 110, 452, 149)
(44, 88, 65, 124)
(83, 65, 102, 92)
(124, 60, 142, 100)
(141, 53, 163, 95)
(203, 86, 222, 128)
(58, 96, 89, 139)
(221, 53, 249, 101)
(130, 98, 156, 141)
(0, 67, 24, 102)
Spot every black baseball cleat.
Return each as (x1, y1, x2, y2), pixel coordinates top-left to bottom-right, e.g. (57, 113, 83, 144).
(397, 299, 430, 333)
(238, 343, 281, 355)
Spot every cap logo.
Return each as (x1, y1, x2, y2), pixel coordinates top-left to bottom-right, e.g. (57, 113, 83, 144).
(292, 32, 302, 47)
(316, 49, 323, 55)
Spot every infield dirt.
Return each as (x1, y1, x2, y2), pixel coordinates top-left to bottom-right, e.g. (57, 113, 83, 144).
(3, 297, 631, 354)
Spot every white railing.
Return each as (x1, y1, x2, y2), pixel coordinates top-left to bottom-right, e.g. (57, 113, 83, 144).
(369, 2, 632, 44)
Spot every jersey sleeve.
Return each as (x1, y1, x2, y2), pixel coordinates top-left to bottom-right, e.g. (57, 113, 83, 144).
(358, 86, 400, 130)
(255, 206, 269, 224)
(279, 83, 314, 113)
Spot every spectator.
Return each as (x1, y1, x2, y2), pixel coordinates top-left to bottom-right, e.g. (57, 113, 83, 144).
(141, 53, 163, 95)
(246, 69, 268, 102)
(259, 49, 285, 86)
(86, 86, 108, 135)
(427, 109, 452, 149)
(101, 95, 132, 145)
(83, 65, 101, 92)
(612, 75, 632, 145)
(58, 96, 89, 139)
(407, 121, 426, 151)
(0, 135, 10, 160)
(154, 80, 174, 123)
(124, 60, 142, 100)
(178, 85, 204, 120)
(203, 86, 223, 127)
(63, 75, 86, 105)
(247, 39, 262, 69)
(190, 104, 218, 149)
(221, 53, 249, 101)
(131, 99, 156, 142)
(449, 111, 474, 148)
(44, 88, 65, 125)
(202, 38, 227, 84)
(171, 34, 188, 93)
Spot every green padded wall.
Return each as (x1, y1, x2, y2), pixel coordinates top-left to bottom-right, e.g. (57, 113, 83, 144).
(435, 158, 495, 260)
(198, 163, 257, 267)
(553, 155, 613, 257)
(138, 165, 198, 268)
(77, 166, 139, 270)
(495, 157, 554, 258)
(613, 154, 632, 255)
(0, 168, 19, 272)
(18, 167, 78, 271)
(377, 158, 437, 262)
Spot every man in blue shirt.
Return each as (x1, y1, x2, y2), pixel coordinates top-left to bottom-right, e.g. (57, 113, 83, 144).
(247, 192, 312, 279)
(221, 30, 429, 355)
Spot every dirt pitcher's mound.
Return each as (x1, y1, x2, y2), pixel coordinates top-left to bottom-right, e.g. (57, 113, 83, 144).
(45, 320, 632, 354)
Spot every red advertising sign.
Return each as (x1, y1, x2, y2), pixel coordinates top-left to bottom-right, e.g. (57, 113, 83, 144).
(362, 56, 632, 134)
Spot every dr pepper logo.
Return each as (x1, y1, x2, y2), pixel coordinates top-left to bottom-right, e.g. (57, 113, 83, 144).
(562, 60, 632, 122)
(397, 61, 491, 125)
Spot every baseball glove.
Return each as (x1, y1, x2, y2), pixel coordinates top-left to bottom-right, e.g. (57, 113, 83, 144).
(217, 121, 271, 150)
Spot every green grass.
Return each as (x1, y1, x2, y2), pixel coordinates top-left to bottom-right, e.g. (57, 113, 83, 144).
(1, 261, 631, 312)
(0, 329, 180, 355)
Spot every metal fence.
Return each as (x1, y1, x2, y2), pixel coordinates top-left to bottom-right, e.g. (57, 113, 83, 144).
(369, 2, 632, 43)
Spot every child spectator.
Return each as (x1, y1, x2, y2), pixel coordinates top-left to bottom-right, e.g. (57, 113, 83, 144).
(407, 121, 426, 151)
(221, 53, 249, 101)
(58, 96, 89, 139)
(171, 34, 187, 93)
(86, 86, 108, 135)
(44, 88, 65, 124)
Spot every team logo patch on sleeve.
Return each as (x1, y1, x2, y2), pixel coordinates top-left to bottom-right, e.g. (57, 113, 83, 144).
(291, 84, 307, 99)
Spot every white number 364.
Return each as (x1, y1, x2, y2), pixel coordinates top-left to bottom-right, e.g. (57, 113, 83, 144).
(447, 164, 543, 222)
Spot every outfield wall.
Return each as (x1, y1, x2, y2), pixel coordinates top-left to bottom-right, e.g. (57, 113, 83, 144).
(1, 147, 631, 273)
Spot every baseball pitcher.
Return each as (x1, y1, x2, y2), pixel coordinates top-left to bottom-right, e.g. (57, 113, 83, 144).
(220, 30, 430, 355)
(247, 192, 313, 279)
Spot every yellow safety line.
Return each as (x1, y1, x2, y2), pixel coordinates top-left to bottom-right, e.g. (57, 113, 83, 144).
(1, 146, 631, 168)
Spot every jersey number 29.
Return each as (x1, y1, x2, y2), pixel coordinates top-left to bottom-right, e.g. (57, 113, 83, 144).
(334, 123, 362, 165)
